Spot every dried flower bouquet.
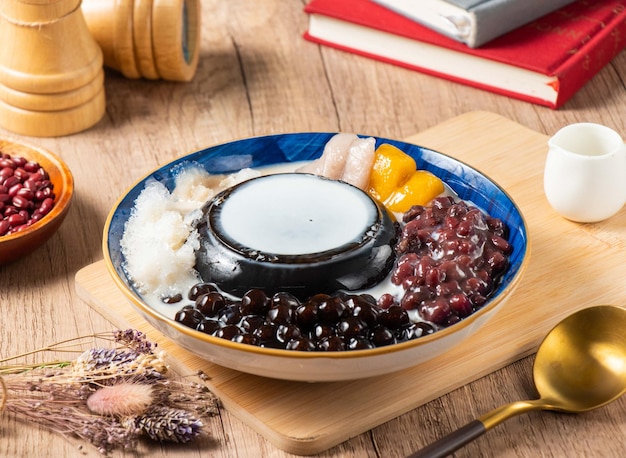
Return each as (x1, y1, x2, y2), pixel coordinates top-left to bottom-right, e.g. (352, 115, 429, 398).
(0, 329, 220, 455)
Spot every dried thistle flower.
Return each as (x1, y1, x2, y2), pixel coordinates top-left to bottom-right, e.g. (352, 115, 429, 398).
(127, 405, 204, 444)
(0, 329, 219, 455)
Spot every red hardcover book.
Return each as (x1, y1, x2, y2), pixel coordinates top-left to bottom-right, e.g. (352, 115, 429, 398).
(303, 0, 626, 109)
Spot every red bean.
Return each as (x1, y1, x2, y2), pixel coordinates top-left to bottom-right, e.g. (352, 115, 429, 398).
(10, 224, 28, 233)
(29, 171, 44, 182)
(449, 293, 472, 317)
(8, 183, 22, 197)
(12, 195, 29, 209)
(10, 156, 26, 167)
(16, 187, 34, 201)
(37, 197, 54, 215)
(393, 196, 511, 327)
(491, 235, 511, 254)
(23, 179, 37, 191)
(0, 152, 55, 237)
(0, 159, 15, 169)
(3, 176, 19, 189)
(36, 186, 53, 200)
(7, 212, 26, 226)
(377, 293, 396, 309)
(13, 167, 29, 181)
(38, 168, 49, 180)
(24, 161, 39, 173)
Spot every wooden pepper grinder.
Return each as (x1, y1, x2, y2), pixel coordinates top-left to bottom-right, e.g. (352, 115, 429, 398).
(0, 0, 106, 137)
(81, 0, 201, 81)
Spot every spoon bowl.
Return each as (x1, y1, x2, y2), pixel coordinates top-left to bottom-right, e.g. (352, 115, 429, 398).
(410, 305, 626, 458)
(533, 305, 626, 412)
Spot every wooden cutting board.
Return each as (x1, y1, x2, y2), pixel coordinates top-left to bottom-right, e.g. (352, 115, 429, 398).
(75, 111, 626, 456)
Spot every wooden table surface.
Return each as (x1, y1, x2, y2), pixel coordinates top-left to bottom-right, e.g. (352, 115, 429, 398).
(2, 1, 626, 457)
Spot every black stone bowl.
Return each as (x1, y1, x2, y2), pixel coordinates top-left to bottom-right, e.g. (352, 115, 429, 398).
(194, 173, 397, 299)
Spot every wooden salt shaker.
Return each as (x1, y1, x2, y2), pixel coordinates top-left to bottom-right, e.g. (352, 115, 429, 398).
(81, 0, 201, 81)
(0, 0, 105, 137)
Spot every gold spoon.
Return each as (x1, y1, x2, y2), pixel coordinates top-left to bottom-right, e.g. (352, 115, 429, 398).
(408, 305, 626, 458)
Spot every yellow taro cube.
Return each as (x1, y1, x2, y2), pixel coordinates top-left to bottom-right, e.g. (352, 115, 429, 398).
(367, 143, 416, 201)
(384, 170, 445, 213)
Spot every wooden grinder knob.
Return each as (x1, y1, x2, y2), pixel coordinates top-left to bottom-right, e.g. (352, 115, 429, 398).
(0, 0, 106, 137)
(82, 0, 201, 82)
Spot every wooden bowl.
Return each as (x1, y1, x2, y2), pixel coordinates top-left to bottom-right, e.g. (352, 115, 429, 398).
(0, 138, 74, 265)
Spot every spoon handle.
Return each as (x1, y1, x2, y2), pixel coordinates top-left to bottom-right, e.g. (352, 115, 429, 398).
(406, 419, 486, 458)
(407, 400, 541, 457)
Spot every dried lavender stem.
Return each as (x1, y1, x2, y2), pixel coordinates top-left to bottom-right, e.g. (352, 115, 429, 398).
(0, 332, 117, 365)
(0, 361, 72, 375)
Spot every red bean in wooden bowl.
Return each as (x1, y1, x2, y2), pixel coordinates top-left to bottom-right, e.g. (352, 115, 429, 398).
(0, 138, 73, 265)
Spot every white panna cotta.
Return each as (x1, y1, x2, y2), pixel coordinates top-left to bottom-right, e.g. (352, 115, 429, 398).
(194, 173, 397, 299)
(218, 174, 376, 254)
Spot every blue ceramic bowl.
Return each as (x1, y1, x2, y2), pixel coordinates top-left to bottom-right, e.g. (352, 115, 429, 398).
(103, 133, 529, 382)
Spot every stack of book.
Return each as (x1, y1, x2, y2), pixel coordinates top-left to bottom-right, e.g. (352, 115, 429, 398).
(303, 0, 626, 109)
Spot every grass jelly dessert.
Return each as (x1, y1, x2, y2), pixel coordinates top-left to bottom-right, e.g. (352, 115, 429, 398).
(194, 173, 397, 299)
(116, 133, 520, 355)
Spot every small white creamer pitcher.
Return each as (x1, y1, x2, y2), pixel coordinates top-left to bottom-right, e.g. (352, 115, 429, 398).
(544, 123, 626, 223)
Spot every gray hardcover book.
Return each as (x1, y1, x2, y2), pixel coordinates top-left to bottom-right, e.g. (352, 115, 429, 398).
(372, 0, 576, 47)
